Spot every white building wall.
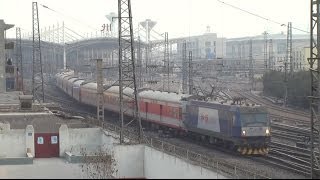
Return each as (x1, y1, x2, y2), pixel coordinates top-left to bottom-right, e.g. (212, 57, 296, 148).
(177, 33, 226, 60)
(25, 125, 35, 157)
(59, 127, 102, 156)
(0, 129, 25, 157)
(0, 20, 6, 92)
(59, 124, 69, 157)
(216, 38, 227, 58)
(68, 128, 102, 154)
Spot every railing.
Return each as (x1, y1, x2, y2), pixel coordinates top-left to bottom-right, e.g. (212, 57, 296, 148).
(86, 118, 271, 179)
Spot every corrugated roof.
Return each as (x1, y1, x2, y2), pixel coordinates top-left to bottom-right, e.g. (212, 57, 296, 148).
(73, 79, 85, 87)
(139, 90, 190, 103)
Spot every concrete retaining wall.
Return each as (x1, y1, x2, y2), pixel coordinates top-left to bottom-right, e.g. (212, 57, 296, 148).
(113, 145, 144, 178)
(60, 125, 226, 179)
(109, 145, 226, 179)
(144, 146, 226, 179)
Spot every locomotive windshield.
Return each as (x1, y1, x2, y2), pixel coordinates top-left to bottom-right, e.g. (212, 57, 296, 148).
(240, 113, 269, 127)
(239, 106, 269, 127)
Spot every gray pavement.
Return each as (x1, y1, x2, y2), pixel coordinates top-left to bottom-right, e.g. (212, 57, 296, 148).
(0, 158, 87, 179)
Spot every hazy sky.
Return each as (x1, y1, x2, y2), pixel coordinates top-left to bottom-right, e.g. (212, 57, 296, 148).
(0, 0, 309, 39)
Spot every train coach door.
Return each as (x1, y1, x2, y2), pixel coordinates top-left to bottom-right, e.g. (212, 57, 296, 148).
(34, 133, 60, 158)
(160, 105, 163, 122)
(145, 102, 148, 120)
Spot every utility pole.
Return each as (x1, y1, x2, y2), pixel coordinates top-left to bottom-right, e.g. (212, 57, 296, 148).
(309, 0, 320, 178)
(249, 39, 254, 90)
(96, 59, 104, 122)
(182, 41, 188, 94)
(118, 0, 142, 144)
(15, 27, 23, 91)
(32, 2, 44, 102)
(188, 51, 193, 95)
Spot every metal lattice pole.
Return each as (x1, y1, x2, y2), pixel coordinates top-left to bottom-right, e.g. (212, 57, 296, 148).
(145, 45, 149, 74)
(118, 0, 142, 144)
(284, 22, 292, 107)
(269, 39, 274, 70)
(32, 2, 44, 102)
(137, 36, 142, 88)
(96, 59, 104, 122)
(15, 27, 23, 91)
(287, 22, 293, 75)
(188, 51, 193, 95)
(164, 32, 169, 92)
(284, 61, 288, 107)
(249, 39, 254, 90)
(263, 31, 268, 71)
(182, 41, 188, 94)
(309, 0, 320, 178)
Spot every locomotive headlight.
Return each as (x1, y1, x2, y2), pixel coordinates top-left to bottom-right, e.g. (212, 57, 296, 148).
(266, 129, 270, 135)
(242, 130, 246, 136)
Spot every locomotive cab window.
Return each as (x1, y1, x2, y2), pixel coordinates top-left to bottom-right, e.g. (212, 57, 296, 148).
(240, 113, 268, 127)
(239, 107, 269, 127)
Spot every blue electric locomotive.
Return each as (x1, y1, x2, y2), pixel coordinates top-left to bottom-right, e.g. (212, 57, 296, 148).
(184, 100, 270, 155)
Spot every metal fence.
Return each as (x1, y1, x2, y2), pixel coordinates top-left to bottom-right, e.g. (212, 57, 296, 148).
(86, 118, 271, 179)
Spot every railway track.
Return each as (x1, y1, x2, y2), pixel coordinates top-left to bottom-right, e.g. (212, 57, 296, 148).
(235, 91, 310, 125)
(234, 92, 314, 175)
(42, 78, 308, 178)
(266, 142, 313, 176)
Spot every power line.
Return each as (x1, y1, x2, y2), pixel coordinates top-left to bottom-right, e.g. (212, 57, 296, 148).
(39, 3, 98, 31)
(216, 0, 309, 33)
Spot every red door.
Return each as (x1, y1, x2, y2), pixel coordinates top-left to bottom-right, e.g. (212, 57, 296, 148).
(34, 133, 60, 158)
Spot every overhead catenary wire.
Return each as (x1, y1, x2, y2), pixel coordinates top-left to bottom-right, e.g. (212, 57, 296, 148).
(216, 0, 309, 34)
(39, 3, 98, 32)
